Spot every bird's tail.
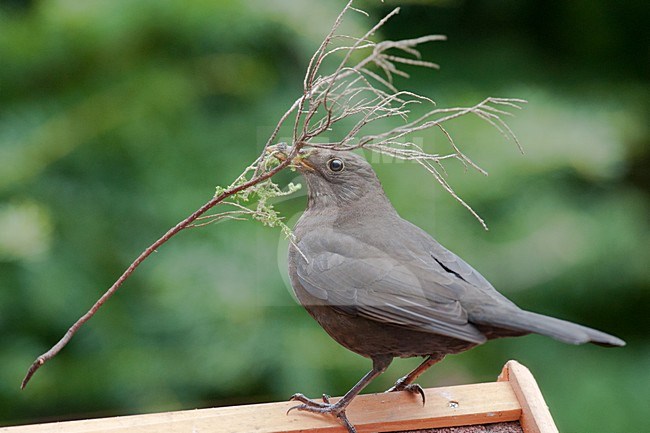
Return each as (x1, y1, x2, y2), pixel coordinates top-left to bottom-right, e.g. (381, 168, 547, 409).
(474, 309, 625, 347)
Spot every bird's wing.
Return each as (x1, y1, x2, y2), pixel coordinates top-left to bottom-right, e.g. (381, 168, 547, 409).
(294, 232, 487, 344)
(399, 220, 519, 308)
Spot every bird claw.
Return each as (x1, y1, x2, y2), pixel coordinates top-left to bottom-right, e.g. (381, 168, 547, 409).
(288, 392, 341, 414)
(386, 381, 426, 405)
(290, 393, 328, 407)
(287, 393, 329, 414)
(286, 393, 356, 433)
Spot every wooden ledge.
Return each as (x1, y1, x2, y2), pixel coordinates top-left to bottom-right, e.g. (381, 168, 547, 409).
(2, 360, 558, 433)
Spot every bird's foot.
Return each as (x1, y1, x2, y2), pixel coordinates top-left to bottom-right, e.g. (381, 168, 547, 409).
(386, 377, 426, 405)
(288, 393, 357, 433)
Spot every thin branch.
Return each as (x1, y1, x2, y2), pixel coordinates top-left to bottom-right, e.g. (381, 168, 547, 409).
(21, 147, 297, 389)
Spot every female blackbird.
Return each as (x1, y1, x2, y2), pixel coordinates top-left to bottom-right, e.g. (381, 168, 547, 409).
(285, 149, 624, 432)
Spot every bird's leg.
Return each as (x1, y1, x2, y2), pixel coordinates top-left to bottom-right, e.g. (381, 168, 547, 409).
(386, 354, 444, 404)
(289, 356, 392, 433)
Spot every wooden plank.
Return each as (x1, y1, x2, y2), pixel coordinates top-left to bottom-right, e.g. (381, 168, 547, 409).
(498, 360, 559, 433)
(2, 381, 521, 433)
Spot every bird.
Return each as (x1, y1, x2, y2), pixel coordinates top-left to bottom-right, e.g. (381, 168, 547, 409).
(282, 148, 625, 433)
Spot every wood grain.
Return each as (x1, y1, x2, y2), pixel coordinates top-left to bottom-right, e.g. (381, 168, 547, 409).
(2, 381, 521, 433)
(498, 360, 559, 433)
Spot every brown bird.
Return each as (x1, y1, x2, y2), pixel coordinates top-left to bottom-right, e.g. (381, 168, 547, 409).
(285, 148, 624, 432)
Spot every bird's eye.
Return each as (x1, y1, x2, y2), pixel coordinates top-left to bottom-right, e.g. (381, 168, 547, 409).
(327, 158, 344, 172)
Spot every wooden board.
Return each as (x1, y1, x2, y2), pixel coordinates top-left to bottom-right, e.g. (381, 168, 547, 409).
(499, 360, 559, 433)
(3, 360, 559, 433)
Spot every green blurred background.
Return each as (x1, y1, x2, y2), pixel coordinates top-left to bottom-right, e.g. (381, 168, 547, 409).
(1, 0, 648, 431)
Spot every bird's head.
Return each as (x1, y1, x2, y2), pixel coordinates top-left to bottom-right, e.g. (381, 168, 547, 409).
(279, 148, 386, 208)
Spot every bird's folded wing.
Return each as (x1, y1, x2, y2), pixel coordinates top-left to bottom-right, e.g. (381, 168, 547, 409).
(402, 221, 519, 308)
(295, 242, 487, 344)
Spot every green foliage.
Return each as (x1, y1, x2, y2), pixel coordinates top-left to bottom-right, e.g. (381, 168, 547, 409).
(207, 176, 301, 240)
(1, 1, 648, 431)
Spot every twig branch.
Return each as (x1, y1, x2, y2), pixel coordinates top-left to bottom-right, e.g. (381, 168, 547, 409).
(21, 149, 297, 389)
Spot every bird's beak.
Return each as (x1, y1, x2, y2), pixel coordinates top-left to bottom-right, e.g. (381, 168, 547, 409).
(271, 147, 315, 172)
(292, 155, 316, 172)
